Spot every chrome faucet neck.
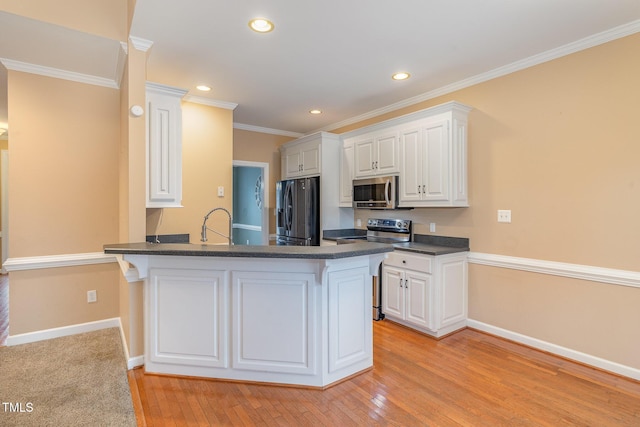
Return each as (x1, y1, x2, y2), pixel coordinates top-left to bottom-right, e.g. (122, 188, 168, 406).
(201, 207, 233, 245)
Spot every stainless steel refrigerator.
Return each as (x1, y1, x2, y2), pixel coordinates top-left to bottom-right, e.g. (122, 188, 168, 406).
(276, 176, 320, 246)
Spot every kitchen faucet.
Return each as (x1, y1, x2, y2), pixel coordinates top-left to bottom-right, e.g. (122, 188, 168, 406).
(201, 207, 233, 245)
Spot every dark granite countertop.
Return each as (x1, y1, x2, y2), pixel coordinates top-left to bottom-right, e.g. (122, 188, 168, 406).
(323, 229, 469, 256)
(104, 241, 393, 260)
(322, 228, 367, 241)
(393, 234, 469, 256)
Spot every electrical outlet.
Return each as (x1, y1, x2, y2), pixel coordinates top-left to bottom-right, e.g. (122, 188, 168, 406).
(87, 290, 97, 303)
(429, 222, 436, 232)
(497, 210, 512, 223)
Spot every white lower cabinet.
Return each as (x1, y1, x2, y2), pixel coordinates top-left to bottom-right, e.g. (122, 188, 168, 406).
(382, 264, 434, 330)
(231, 271, 316, 375)
(147, 268, 228, 368)
(382, 250, 467, 338)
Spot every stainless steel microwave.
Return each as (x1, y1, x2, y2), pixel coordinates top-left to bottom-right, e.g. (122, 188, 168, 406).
(352, 176, 400, 209)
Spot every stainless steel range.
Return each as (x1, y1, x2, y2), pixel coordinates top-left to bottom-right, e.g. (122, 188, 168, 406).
(336, 218, 412, 320)
(367, 218, 411, 321)
(366, 218, 412, 244)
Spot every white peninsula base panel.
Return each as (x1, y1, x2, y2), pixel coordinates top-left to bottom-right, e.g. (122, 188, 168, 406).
(124, 254, 383, 388)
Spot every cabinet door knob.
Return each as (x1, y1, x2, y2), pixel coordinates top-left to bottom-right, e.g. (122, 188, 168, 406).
(402, 260, 406, 264)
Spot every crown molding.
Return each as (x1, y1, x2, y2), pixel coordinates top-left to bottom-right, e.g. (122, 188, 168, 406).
(340, 101, 472, 139)
(146, 81, 188, 97)
(129, 36, 154, 52)
(316, 19, 640, 133)
(184, 94, 238, 110)
(0, 58, 119, 89)
(233, 122, 304, 138)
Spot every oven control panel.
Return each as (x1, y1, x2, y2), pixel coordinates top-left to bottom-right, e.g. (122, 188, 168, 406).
(367, 218, 411, 232)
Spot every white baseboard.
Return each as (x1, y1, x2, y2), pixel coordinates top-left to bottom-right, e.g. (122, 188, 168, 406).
(6, 318, 121, 346)
(6, 317, 144, 370)
(467, 319, 640, 381)
(128, 355, 145, 370)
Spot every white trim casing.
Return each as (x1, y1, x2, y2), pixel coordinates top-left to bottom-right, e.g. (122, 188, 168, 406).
(3, 252, 118, 272)
(0, 58, 120, 89)
(467, 252, 640, 288)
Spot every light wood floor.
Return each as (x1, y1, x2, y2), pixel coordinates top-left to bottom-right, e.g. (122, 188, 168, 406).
(129, 320, 640, 426)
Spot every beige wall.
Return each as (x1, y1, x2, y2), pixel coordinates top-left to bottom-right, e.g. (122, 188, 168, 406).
(344, 33, 640, 369)
(7, 71, 122, 334)
(233, 129, 295, 235)
(9, 265, 120, 333)
(0, 0, 129, 41)
(146, 102, 234, 244)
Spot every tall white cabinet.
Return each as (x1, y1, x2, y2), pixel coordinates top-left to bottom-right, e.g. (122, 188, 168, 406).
(146, 82, 188, 208)
(280, 132, 354, 230)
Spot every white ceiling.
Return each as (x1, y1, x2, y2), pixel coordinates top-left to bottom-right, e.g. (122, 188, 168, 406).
(1, 1, 640, 137)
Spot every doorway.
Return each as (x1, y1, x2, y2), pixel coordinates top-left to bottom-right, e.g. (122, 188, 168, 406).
(232, 161, 269, 245)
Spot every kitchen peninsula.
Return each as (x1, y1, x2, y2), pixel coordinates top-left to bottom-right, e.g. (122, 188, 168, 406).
(105, 242, 393, 388)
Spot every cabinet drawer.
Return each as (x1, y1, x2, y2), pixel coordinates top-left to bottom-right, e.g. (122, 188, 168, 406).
(384, 251, 432, 273)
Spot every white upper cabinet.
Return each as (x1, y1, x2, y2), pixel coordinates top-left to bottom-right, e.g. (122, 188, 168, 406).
(398, 103, 470, 207)
(340, 101, 471, 208)
(352, 130, 400, 178)
(282, 139, 321, 179)
(146, 82, 188, 208)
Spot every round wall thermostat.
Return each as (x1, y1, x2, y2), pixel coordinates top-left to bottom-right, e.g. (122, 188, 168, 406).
(130, 105, 144, 117)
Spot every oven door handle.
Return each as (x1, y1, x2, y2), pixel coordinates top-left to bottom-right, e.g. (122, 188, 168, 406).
(384, 179, 391, 207)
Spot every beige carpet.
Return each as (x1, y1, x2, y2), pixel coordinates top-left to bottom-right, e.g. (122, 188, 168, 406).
(0, 327, 136, 426)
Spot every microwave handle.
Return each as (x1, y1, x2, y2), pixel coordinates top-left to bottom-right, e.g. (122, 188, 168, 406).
(385, 179, 391, 206)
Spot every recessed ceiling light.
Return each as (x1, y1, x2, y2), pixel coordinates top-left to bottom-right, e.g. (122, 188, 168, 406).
(249, 18, 274, 33)
(392, 72, 411, 81)
(196, 85, 211, 92)
(309, 109, 322, 115)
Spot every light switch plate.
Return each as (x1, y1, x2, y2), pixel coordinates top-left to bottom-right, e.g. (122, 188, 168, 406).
(217, 186, 224, 197)
(497, 210, 512, 223)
